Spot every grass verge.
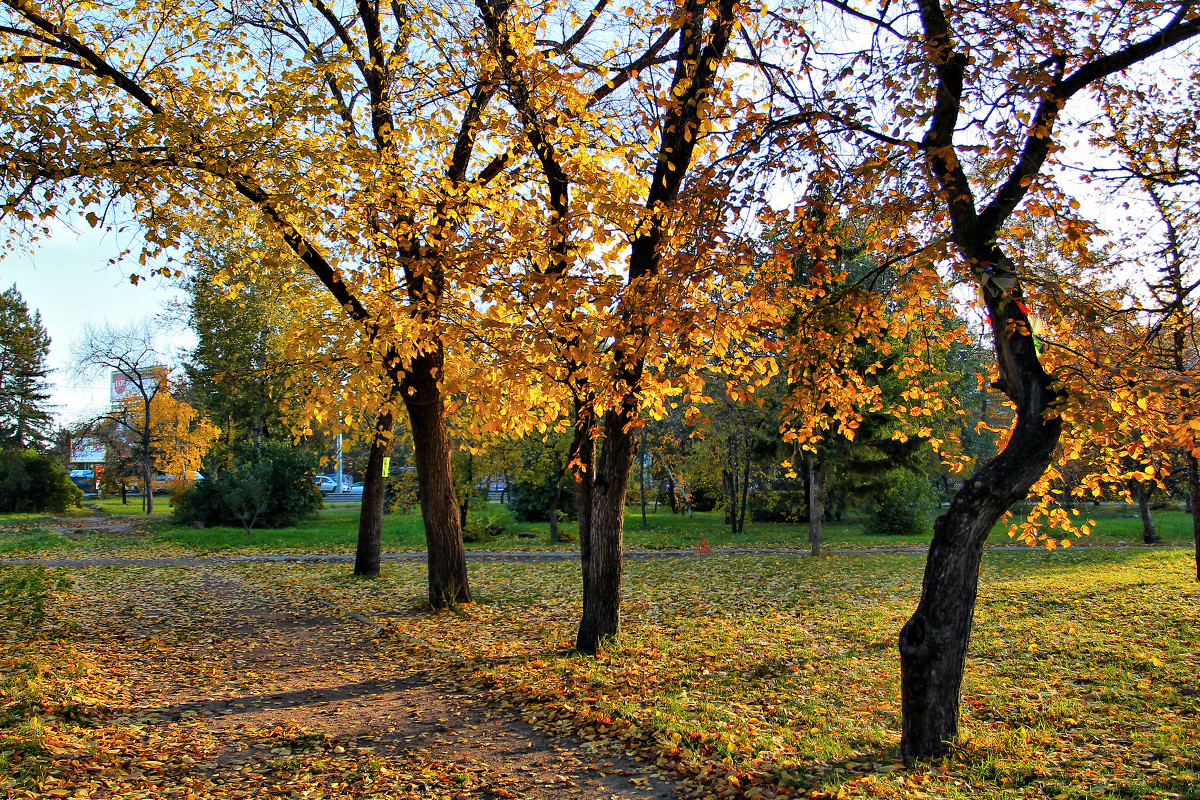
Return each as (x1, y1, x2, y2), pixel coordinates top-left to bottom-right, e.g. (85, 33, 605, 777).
(268, 547, 1200, 799)
(2, 502, 1196, 558)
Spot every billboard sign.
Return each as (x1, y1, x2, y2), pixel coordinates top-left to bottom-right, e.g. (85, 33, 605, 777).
(71, 437, 106, 463)
(110, 369, 162, 404)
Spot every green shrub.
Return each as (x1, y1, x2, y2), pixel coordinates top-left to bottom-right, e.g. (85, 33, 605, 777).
(173, 441, 320, 530)
(748, 476, 807, 523)
(550, 523, 577, 544)
(507, 479, 576, 522)
(463, 510, 510, 543)
(864, 469, 938, 536)
(688, 483, 721, 512)
(0, 449, 82, 513)
(384, 470, 419, 514)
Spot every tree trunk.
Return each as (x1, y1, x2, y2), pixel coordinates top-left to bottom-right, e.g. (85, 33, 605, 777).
(667, 473, 678, 513)
(571, 398, 595, 614)
(1190, 456, 1200, 581)
(898, 269, 1062, 760)
(354, 407, 396, 577)
(143, 460, 153, 516)
(738, 443, 750, 534)
(458, 451, 473, 530)
(576, 407, 637, 654)
(722, 467, 734, 527)
(401, 348, 470, 608)
(639, 437, 648, 530)
(808, 456, 827, 557)
(142, 396, 154, 515)
(1136, 481, 1159, 544)
(549, 481, 561, 542)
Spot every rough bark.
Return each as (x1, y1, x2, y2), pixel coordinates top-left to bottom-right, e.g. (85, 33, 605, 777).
(898, 273, 1061, 759)
(1136, 482, 1159, 544)
(1190, 456, 1200, 581)
(354, 407, 396, 577)
(572, 398, 596, 615)
(807, 456, 827, 557)
(576, 407, 637, 654)
(738, 445, 751, 534)
(401, 347, 470, 608)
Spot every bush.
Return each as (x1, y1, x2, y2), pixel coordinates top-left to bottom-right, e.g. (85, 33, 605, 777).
(864, 469, 938, 537)
(172, 442, 320, 530)
(0, 449, 82, 513)
(507, 479, 576, 522)
(549, 523, 577, 544)
(688, 483, 721, 512)
(384, 470, 419, 514)
(748, 476, 807, 523)
(463, 510, 510, 543)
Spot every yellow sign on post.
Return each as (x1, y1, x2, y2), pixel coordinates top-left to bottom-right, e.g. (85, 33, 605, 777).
(382, 456, 391, 477)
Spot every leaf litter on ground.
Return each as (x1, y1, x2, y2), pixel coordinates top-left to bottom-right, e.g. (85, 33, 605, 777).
(2, 545, 1198, 799)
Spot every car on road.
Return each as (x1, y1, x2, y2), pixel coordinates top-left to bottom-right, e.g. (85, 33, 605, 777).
(314, 475, 338, 493)
(348, 482, 364, 496)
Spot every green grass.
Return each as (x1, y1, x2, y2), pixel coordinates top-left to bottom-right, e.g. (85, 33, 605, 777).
(253, 547, 1200, 799)
(3, 542, 1199, 798)
(148, 503, 1200, 555)
(2, 499, 1195, 557)
(0, 497, 175, 555)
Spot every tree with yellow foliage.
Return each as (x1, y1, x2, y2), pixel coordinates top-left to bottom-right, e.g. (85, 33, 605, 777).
(768, 0, 1200, 759)
(72, 320, 218, 512)
(0, 0, 549, 604)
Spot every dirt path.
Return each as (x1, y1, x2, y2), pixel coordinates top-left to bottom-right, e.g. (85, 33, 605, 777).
(40, 565, 678, 799)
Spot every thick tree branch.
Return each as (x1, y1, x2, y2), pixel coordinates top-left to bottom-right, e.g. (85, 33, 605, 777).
(3, 0, 163, 113)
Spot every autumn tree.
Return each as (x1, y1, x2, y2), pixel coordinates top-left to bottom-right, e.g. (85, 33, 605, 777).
(767, 197, 970, 555)
(0, 283, 53, 449)
(0, 0, 564, 604)
(179, 234, 307, 447)
(1093, 75, 1200, 572)
(476, 0, 778, 653)
(773, 0, 1200, 758)
(71, 320, 172, 512)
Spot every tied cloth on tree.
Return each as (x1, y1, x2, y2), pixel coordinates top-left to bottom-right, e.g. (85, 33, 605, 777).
(976, 259, 1045, 352)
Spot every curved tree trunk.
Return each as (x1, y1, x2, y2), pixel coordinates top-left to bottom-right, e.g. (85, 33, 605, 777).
(354, 406, 396, 577)
(1189, 456, 1200, 581)
(402, 347, 470, 608)
(572, 398, 595, 617)
(576, 405, 637, 654)
(1136, 481, 1159, 544)
(898, 254, 1062, 759)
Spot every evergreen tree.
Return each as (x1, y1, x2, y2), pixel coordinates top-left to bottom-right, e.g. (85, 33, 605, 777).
(180, 238, 301, 446)
(0, 284, 53, 449)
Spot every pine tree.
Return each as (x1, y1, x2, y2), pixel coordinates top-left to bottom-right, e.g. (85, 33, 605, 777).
(0, 285, 53, 449)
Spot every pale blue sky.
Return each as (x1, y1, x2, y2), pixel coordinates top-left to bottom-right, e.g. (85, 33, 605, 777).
(1, 226, 191, 427)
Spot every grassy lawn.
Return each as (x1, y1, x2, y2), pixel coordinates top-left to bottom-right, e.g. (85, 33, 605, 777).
(270, 547, 1200, 798)
(1, 498, 1194, 557)
(7, 548, 1195, 798)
